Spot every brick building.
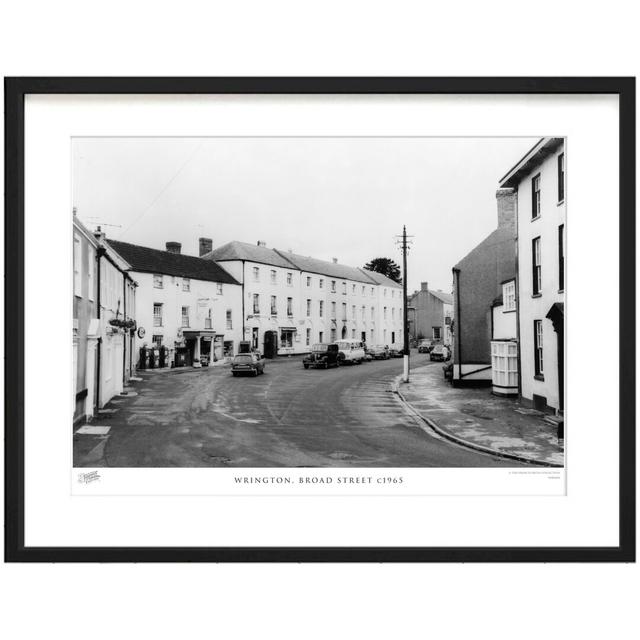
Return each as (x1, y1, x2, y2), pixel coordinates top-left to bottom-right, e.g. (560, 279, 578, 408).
(407, 283, 453, 345)
(451, 188, 517, 384)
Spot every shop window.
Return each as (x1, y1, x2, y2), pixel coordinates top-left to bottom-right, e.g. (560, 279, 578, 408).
(280, 329, 295, 348)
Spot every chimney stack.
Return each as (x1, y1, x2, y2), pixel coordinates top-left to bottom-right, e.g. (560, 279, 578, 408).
(421, 282, 429, 292)
(257, 240, 267, 247)
(496, 188, 516, 230)
(199, 237, 213, 257)
(166, 241, 181, 254)
(332, 257, 338, 264)
(94, 226, 106, 243)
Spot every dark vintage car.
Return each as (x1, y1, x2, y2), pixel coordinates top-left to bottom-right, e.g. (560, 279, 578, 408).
(417, 339, 434, 353)
(387, 346, 404, 358)
(368, 344, 389, 360)
(231, 353, 265, 376)
(430, 344, 450, 362)
(303, 343, 341, 369)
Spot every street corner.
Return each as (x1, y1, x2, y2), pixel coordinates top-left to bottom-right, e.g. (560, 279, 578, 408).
(397, 363, 564, 467)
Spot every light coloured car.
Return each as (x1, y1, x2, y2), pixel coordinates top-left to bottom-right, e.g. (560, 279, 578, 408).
(334, 339, 366, 365)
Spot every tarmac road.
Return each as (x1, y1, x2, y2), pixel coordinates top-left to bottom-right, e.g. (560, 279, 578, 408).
(74, 352, 526, 468)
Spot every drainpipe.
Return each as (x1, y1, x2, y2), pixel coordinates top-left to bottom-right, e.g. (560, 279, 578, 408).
(241, 260, 246, 342)
(453, 267, 462, 383)
(96, 247, 104, 411)
(122, 273, 127, 387)
(513, 191, 522, 399)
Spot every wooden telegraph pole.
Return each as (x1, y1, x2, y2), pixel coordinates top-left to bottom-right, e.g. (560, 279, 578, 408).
(397, 225, 413, 383)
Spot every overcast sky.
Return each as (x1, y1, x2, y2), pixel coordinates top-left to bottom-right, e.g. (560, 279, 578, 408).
(72, 137, 535, 293)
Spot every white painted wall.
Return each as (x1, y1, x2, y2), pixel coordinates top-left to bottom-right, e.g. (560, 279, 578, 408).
(133, 271, 243, 364)
(492, 303, 517, 340)
(516, 143, 565, 411)
(218, 259, 403, 354)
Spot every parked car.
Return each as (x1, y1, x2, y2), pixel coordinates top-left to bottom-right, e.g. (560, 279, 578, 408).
(417, 339, 434, 353)
(231, 353, 265, 376)
(303, 343, 341, 369)
(362, 348, 373, 362)
(334, 339, 366, 365)
(387, 345, 404, 358)
(368, 344, 389, 360)
(430, 344, 450, 362)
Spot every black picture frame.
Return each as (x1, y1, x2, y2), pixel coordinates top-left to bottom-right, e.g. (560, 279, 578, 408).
(4, 77, 635, 563)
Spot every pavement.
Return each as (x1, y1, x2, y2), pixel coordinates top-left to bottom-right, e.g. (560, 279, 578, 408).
(396, 363, 564, 466)
(73, 353, 529, 468)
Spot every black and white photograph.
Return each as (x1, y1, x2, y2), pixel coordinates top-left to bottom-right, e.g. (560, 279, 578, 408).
(72, 136, 566, 470)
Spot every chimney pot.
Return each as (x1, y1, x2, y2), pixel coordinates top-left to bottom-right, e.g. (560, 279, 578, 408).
(94, 226, 106, 243)
(199, 237, 213, 257)
(496, 188, 516, 230)
(421, 282, 429, 292)
(257, 240, 266, 247)
(332, 257, 338, 263)
(166, 241, 181, 254)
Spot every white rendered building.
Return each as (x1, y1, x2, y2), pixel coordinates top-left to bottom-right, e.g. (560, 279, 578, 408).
(500, 137, 565, 413)
(205, 241, 403, 357)
(107, 239, 242, 367)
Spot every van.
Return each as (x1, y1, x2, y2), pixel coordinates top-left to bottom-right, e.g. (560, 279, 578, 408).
(334, 339, 366, 365)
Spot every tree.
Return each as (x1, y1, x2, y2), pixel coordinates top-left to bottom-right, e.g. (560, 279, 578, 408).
(364, 257, 402, 284)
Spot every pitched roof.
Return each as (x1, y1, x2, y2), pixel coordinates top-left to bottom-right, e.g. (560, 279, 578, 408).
(429, 289, 453, 305)
(204, 240, 402, 287)
(106, 240, 239, 285)
(360, 268, 403, 288)
(204, 241, 297, 269)
(275, 250, 380, 285)
(454, 226, 515, 271)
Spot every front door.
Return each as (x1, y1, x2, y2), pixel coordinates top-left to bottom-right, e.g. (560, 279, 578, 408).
(252, 327, 259, 350)
(263, 330, 277, 359)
